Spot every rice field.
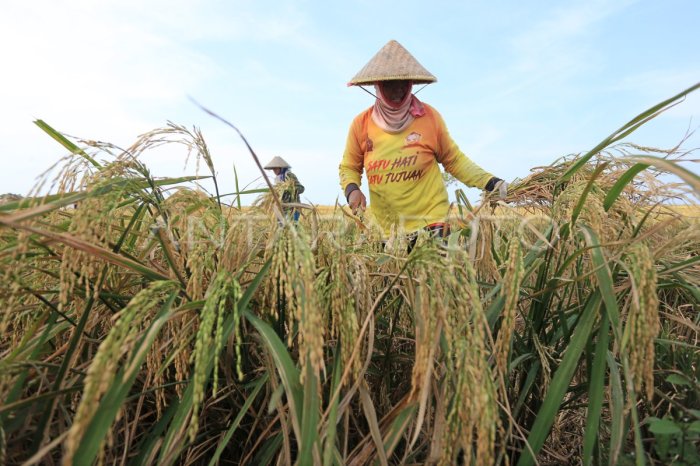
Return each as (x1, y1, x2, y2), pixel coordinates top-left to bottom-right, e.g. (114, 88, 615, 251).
(1, 84, 699, 465)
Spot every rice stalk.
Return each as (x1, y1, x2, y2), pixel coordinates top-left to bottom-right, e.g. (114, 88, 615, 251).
(495, 235, 524, 376)
(317, 248, 366, 384)
(623, 241, 660, 401)
(264, 223, 325, 382)
(189, 270, 242, 442)
(63, 280, 178, 465)
(439, 247, 498, 466)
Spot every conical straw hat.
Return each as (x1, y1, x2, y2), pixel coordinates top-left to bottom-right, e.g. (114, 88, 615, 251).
(348, 40, 437, 86)
(264, 156, 291, 169)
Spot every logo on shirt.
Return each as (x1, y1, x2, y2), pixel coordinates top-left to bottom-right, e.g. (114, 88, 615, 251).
(365, 138, 374, 152)
(405, 132, 421, 145)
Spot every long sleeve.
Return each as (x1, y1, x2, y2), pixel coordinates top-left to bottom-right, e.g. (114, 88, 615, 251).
(287, 171, 304, 194)
(341, 104, 496, 234)
(339, 113, 367, 191)
(433, 109, 493, 189)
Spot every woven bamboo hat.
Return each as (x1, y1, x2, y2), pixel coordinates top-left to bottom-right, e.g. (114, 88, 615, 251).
(348, 40, 437, 86)
(264, 156, 291, 169)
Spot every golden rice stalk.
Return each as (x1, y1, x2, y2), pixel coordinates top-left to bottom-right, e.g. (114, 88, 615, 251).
(174, 316, 194, 395)
(405, 244, 498, 466)
(532, 332, 553, 391)
(552, 178, 607, 236)
(624, 241, 660, 401)
(408, 267, 440, 401)
(457, 253, 498, 466)
(313, 211, 375, 383)
(184, 240, 213, 300)
(189, 270, 242, 442)
(0, 264, 28, 336)
(495, 236, 524, 376)
(58, 160, 145, 312)
(652, 219, 700, 260)
(440, 337, 499, 466)
(220, 212, 263, 279)
(63, 280, 178, 465)
(474, 216, 499, 282)
(264, 223, 325, 382)
(318, 250, 366, 383)
(146, 313, 194, 405)
(29, 151, 93, 198)
(403, 241, 450, 403)
(444, 248, 484, 350)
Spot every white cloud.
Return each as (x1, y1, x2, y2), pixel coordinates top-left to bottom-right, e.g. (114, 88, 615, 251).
(0, 1, 276, 194)
(510, 0, 637, 68)
(1, 4, 210, 114)
(489, 0, 639, 102)
(0, 0, 696, 202)
(611, 70, 700, 118)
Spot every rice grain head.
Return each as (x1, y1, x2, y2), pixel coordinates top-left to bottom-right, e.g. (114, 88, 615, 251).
(495, 236, 523, 376)
(405, 245, 499, 466)
(264, 224, 325, 382)
(318, 249, 365, 383)
(63, 280, 178, 465)
(624, 241, 660, 401)
(57, 160, 148, 314)
(189, 270, 242, 442)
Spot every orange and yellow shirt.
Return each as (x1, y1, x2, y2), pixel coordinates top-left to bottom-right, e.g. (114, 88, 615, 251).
(339, 104, 494, 233)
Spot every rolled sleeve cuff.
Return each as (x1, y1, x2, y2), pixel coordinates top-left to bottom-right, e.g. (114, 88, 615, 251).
(484, 177, 502, 192)
(344, 183, 360, 202)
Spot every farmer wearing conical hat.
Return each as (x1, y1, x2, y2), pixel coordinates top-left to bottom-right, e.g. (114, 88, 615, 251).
(264, 156, 305, 221)
(339, 40, 507, 236)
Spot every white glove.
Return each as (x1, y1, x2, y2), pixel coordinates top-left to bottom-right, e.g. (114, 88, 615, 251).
(494, 180, 508, 200)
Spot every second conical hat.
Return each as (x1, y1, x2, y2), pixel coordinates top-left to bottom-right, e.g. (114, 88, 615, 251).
(264, 156, 291, 169)
(348, 40, 437, 86)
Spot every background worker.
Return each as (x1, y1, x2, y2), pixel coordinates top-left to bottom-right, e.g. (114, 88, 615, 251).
(264, 156, 305, 221)
(339, 40, 507, 237)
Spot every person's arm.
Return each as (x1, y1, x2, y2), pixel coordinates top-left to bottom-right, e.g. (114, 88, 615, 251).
(287, 171, 304, 195)
(339, 114, 368, 210)
(432, 108, 495, 189)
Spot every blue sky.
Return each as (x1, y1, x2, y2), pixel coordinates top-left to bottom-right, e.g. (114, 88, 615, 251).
(1, 0, 698, 204)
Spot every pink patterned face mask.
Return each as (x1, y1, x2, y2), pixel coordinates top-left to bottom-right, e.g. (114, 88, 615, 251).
(372, 81, 426, 133)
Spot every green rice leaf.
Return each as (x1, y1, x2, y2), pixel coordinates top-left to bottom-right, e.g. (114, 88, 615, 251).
(628, 155, 700, 194)
(560, 81, 700, 183)
(359, 383, 388, 466)
(73, 291, 178, 465)
(244, 311, 303, 438)
(647, 418, 682, 435)
(607, 352, 625, 464)
(583, 313, 609, 465)
(603, 163, 649, 211)
(299, 356, 321, 466)
(207, 374, 268, 466)
(517, 292, 602, 466)
(323, 349, 343, 466)
(34, 119, 102, 168)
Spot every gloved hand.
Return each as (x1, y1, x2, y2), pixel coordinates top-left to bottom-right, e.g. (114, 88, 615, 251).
(485, 177, 508, 201)
(494, 180, 508, 200)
